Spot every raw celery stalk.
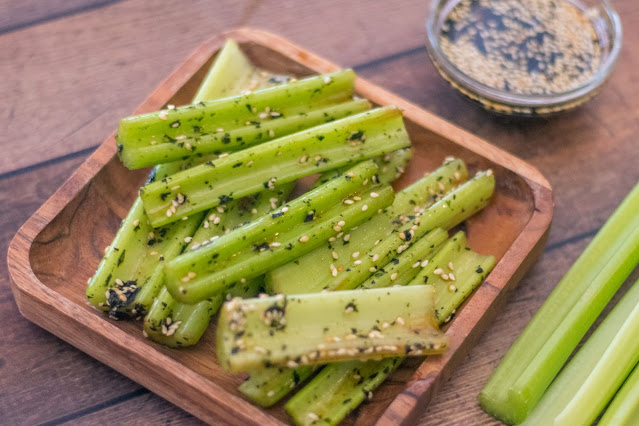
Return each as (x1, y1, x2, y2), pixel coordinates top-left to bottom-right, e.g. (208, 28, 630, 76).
(521, 279, 639, 426)
(164, 161, 394, 303)
(554, 282, 639, 424)
(116, 70, 362, 168)
(285, 232, 496, 425)
(217, 285, 448, 373)
(268, 167, 493, 295)
(143, 184, 294, 347)
(140, 106, 409, 227)
(599, 362, 639, 426)
(238, 228, 447, 407)
(479, 183, 639, 425)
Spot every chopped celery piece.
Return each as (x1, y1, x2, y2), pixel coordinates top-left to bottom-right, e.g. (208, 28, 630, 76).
(374, 148, 412, 184)
(239, 365, 317, 408)
(143, 184, 294, 347)
(193, 39, 274, 101)
(479, 183, 639, 425)
(285, 232, 496, 425)
(217, 285, 447, 373)
(268, 166, 494, 295)
(599, 362, 639, 426)
(117, 70, 362, 168)
(239, 228, 447, 406)
(140, 106, 409, 227)
(164, 161, 394, 303)
(361, 228, 448, 290)
(522, 279, 639, 426)
(85, 196, 204, 318)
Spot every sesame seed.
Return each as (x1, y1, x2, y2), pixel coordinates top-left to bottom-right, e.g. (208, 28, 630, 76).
(449, 273, 456, 281)
(344, 234, 351, 242)
(332, 251, 339, 259)
(395, 316, 405, 325)
(184, 237, 192, 243)
(299, 235, 309, 243)
(369, 267, 376, 272)
(344, 199, 354, 205)
(449, 284, 457, 292)
(352, 251, 360, 258)
(354, 260, 362, 265)
(216, 128, 224, 132)
(269, 129, 275, 137)
(421, 260, 429, 267)
(370, 192, 379, 198)
(333, 225, 342, 232)
(487, 169, 493, 176)
(372, 254, 379, 262)
(454, 171, 461, 181)
(412, 262, 421, 268)
(362, 204, 368, 211)
(448, 261, 455, 270)
(442, 273, 450, 280)
(391, 273, 398, 281)
(158, 111, 168, 120)
(434, 268, 444, 275)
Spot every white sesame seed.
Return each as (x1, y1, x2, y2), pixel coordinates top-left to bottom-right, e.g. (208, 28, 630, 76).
(391, 273, 398, 281)
(269, 129, 275, 137)
(434, 268, 444, 275)
(362, 204, 368, 211)
(412, 262, 421, 268)
(421, 260, 429, 267)
(449, 273, 456, 281)
(395, 316, 405, 325)
(299, 235, 309, 243)
(216, 128, 224, 132)
(372, 254, 379, 262)
(344, 199, 354, 205)
(352, 251, 360, 258)
(184, 237, 192, 243)
(332, 251, 339, 260)
(344, 234, 351, 242)
(354, 260, 362, 265)
(158, 111, 168, 120)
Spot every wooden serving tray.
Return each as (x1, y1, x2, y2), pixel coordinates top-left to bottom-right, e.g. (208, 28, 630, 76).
(8, 28, 553, 425)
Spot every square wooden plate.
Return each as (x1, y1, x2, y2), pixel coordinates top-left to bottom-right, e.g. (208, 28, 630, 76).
(8, 28, 553, 425)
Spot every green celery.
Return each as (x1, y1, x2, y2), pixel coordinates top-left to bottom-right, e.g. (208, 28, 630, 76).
(479, 183, 639, 425)
(374, 148, 412, 184)
(268, 167, 493, 295)
(285, 232, 496, 425)
(117, 70, 362, 168)
(521, 279, 639, 426)
(361, 228, 448, 290)
(599, 363, 639, 426)
(238, 228, 447, 407)
(217, 285, 447, 373)
(164, 161, 394, 303)
(143, 184, 294, 347)
(140, 106, 410, 227)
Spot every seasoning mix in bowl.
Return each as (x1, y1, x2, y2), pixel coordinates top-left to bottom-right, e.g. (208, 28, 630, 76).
(425, 0, 622, 115)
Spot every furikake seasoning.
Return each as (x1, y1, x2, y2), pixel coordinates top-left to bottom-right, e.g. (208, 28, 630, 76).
(439, 0, 601, 96)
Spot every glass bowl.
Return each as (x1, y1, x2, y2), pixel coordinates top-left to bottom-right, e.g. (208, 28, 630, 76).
(425, 0, 622, 116)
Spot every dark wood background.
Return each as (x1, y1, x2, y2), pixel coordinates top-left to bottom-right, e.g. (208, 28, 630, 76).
(2, 0, 638, 424)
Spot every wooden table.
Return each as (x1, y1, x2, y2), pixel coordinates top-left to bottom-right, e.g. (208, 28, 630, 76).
(2, 1, 638, 424)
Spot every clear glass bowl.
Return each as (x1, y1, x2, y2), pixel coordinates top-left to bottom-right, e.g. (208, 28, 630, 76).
(425, 0, 622, 116)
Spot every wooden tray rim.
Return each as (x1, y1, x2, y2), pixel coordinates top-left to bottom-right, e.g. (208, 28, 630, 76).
(7, 28, 554, 426)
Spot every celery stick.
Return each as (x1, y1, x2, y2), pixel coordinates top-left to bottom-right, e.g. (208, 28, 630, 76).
(143, 184, 294, 347)
(117, 70, 361, 168)
(268, 168, 493, 295)
(140, 106, 409, 227)
(374, 148, 412, 184)
(555, 283, 639, 424)
(164, 161, 393, 303)
(599, 363, 639, 426)
(361, 228, 449, 290)
(217, 285, 447, 373)
(285, 232, 496, 425)
(479, 184, 639, 425)
(239, 228, 447, 407)
(521, 279, 639, 426)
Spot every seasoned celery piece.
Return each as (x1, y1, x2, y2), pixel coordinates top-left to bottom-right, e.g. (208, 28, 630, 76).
(285, 232, 496, 425)
(238, 228, 447, 406)
(268, 166, 494, 295)
(117, 70, 363, 168)
(522, 279, 639, 426)
(144, 184, 294, 347)
(362, 228, 448, 290)
(217, 285, 447, 373)
(374, 148, 412, 184)
(479, 183, 639, 425)
(165, 162, 394, 303)
(140, 106, 410, 227)
(85, 192, 204, 318)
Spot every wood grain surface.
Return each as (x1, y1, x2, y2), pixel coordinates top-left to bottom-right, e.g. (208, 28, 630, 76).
(1, 0, 638, 424)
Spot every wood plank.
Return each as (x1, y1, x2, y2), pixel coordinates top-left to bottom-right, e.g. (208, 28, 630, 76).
(0, 159, 148, 424)
(0, 0, 431, 175)
(0, 0, 118, 34)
